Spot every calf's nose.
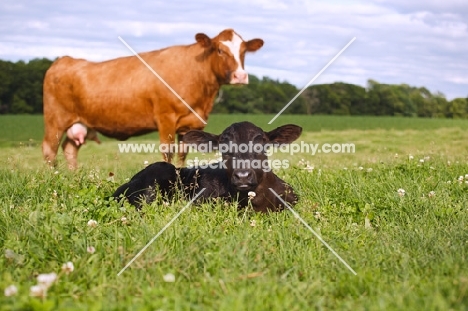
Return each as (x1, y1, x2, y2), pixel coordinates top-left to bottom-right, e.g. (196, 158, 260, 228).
(231, 169, 257, 189)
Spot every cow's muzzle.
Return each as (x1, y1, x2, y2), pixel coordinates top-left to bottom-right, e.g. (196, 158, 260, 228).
(229, 70, 248, 84)
(231, 169, 257, 190)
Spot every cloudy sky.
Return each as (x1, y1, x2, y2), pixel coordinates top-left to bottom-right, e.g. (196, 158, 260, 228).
(1, 0, 467, 99)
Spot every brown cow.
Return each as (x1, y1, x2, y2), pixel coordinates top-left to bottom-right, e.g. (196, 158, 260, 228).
(42, 29, 264, 169)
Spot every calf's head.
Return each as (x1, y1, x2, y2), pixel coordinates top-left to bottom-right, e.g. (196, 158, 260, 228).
(195, 29, 264, 84)
(183, 122, 302, 191)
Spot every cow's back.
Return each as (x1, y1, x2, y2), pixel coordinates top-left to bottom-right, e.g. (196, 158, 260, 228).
(43, 44, 215, 139)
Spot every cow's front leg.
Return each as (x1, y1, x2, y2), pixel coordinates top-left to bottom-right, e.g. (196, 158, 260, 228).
(159, 129, 176, 163)
(61, 137, 81, 170)
(175, 114, 207, 167)
(177, 133, 187, 167)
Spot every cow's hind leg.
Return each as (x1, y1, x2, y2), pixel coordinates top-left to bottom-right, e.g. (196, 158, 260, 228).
(42, 126, 65, 167)
(62, 138, 80, 170)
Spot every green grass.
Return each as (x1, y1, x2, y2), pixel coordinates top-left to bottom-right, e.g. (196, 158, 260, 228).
(1, 114, 468, 310)
(2, 114, 468, 144)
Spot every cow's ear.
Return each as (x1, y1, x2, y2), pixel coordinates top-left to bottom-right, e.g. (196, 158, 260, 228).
(245, 38, 264, 52)
(195, 33, 212, 48)
(266, 124, 302, 144)
(183, 130, 219, 148)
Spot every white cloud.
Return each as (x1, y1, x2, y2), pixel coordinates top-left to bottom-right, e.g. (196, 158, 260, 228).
(374, 0, 468, 15)
(0, 0, 467, 99)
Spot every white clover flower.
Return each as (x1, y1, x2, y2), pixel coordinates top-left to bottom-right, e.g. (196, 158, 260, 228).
(87, 219, 98, 228)
(121, 216, 128, 225)
(54, 171, 59, 175)
(343, 167, 348, 170)
(419, 159, 424, 163)
(424, 156, 430, 161)
(30, 285, 45, 298)
(365, 216, 372, 229)
(163, 273, 175, 282)
(5, 249, 15, 260)
(465, 174, 468, 179)
(61, 261, 74, 275)
(394, 153, 399, 158)
(358, 166, 364, 170)
(250, 219, 257, 227)
(314, 212, 321, 219)
(366, 168, 373, 173)
(4, 285, 18, 297)
(143, 160, 149, 166)
(397, 188, 406, 197)
(305, 164, 314, 172)
(409, 155, 414, 160)
(248, 191, 256, 200)
(428, 191, 435, 198)
(37, 273, 57, 289)
(87, 246, 96, 254)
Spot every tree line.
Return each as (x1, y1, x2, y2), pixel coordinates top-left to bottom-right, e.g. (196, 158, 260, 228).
(1, 58, 467, 118)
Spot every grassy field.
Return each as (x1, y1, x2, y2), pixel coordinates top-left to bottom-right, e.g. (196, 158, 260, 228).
(1, 114, 468, 310)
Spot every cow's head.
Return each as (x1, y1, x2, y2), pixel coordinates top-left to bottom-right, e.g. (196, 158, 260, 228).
(195, 29, 264, 84)
(183, 122, 302, 191)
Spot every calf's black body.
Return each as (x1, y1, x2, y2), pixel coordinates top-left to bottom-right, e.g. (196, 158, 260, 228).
(112, 122, 302, 212)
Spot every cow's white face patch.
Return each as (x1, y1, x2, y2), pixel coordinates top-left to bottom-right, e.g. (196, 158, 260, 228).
(220, 33, 243, 70)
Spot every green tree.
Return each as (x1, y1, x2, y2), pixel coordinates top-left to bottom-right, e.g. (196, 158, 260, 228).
(0, 58, 53, 114)
(446, 98, 468, 119)
(10, 94, 33, 114)
(0, 60, 14, 114)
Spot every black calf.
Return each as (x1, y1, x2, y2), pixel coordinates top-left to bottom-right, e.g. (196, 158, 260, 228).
(112, 122, 302, 212)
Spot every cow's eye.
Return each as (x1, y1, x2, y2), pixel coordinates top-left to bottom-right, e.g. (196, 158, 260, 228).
(218, 47, 223, 55)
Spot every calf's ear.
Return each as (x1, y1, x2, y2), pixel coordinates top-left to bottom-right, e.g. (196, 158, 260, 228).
(266, 124, 302, 144)
(195, 33, 212, 48)
(183, 130, 219, 149)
